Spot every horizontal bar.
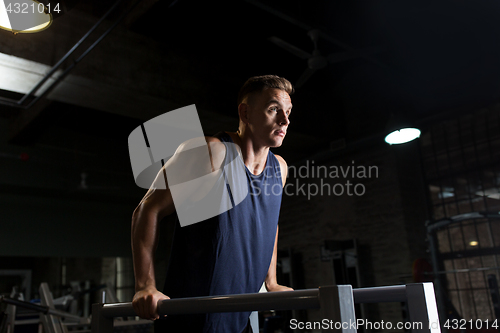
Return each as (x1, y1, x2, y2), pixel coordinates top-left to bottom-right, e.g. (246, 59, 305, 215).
(0, 296, 82, 321)
(431, 266, 500, 275)
(426, 211, 500, 232)
(99, 285, 409, 318)
(353, 285, 406, 303)
(101, 289, 319, 318)
(158, 289, 319, 315)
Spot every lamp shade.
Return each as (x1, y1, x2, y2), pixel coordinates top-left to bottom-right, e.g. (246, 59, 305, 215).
(0, 0, 53, 34)
(384, 113, 420, 145)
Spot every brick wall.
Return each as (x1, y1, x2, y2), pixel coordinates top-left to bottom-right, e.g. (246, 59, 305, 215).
(277, 141, 429, 330)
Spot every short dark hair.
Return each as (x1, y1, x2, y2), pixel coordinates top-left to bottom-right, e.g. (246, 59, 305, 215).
(237, 75, 294, 105)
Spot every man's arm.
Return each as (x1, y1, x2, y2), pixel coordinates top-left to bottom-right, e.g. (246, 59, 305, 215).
(265, 225, 294, 292)
(131, 137, 226, 319)
(265, 155, 293, 292)
(131, 171, 174, 320)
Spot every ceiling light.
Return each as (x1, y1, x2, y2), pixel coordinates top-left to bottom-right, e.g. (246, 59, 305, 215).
(0, 0, 53, 34)
(469, 240, 478, 247)
(385, 128, 421, 145)
(384, 113, 421, 145)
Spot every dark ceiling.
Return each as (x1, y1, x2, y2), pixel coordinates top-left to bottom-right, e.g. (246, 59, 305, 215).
(126, 0, 500, 143)
(3, 0, 500, 199)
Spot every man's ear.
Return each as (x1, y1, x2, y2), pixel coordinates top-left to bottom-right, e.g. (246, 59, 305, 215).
(238, 103, 250, 124)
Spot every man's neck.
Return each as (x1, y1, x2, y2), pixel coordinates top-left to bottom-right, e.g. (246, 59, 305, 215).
(227, 131, 269, 175)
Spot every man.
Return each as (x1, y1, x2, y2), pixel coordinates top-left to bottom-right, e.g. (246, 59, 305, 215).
(131, 75, 294, 332)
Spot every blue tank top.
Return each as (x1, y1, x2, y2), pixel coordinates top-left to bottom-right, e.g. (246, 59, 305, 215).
(158, 132, 283, 333)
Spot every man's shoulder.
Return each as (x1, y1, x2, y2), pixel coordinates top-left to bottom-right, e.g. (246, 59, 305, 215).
(273, 154, 288, 184)
(204, 136, 226, 170)
(169, 136, 227, 172)
(273, 154, 287, 167)
(205, 135, 222, 143)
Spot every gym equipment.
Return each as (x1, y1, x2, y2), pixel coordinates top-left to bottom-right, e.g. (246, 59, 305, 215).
(0, 283, 87, 333)
(426, 211, 500, 326)
(0, 270, 32, 301)
(92, 283, 440, 333)
(412, 257, 500, 281)
(1, 282, 152, 333)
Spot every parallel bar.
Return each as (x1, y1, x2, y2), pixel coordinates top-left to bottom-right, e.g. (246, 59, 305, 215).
(352, 285, 406, 303)
(99, 285, 410, 319)
(0, 296, 82, 322)
(406, 283, 440, 333)
(91, 304, 113, 333)
(92, 284, 441, 333)
(319, 285, 357, 333)
(101, 289, 319, 318)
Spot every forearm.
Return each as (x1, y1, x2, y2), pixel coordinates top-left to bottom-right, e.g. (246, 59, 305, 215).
(265, 261, 278, 290)
(265, 225, 279, 290)
(131, 206, 160, 291)
(265, 226, 294, 292)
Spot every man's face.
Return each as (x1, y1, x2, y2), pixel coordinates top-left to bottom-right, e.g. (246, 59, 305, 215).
(245, 88, 292, 148)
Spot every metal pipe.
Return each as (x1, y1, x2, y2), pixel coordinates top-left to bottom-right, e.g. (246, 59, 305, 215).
(0, 96, 22, 108)
(426, 211, 500, 233)
(101, 289, 320, 318)
(428, 266, 500, 275)
(0, 296, 83, 322)
(353, 285, 406, 303)
(98, 285, 411, 319)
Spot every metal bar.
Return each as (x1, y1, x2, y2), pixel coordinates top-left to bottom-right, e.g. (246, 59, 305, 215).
(439, 246, 500, 260)
(39, 283, 63, 333)
(0, 296, 83, 322)
(457, 115, 482, 320)
(101, 289, 319, 318)
(429, 266, 500, 275)
(426, 212, 500, 231)
(1, 296, 48, 313)
(0, 96, 20, 108)
(91, 304, 113, 333)
(319, 285, 356, 333)
(428, 232, 448, 331)
(406, 283, 440, 333)
(6, 302, 16, 333)
(98, 285, 414, 320)
(352, 285, 406, 303)
(91, 284, 442, 333)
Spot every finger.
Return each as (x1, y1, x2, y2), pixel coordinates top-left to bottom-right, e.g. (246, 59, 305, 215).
(132, 300, 139, 316)
(139, 300, 148, 319)
(146, 296, 154, 320)
(149, 296, 159, 320)
(153, 298, 161, 319)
